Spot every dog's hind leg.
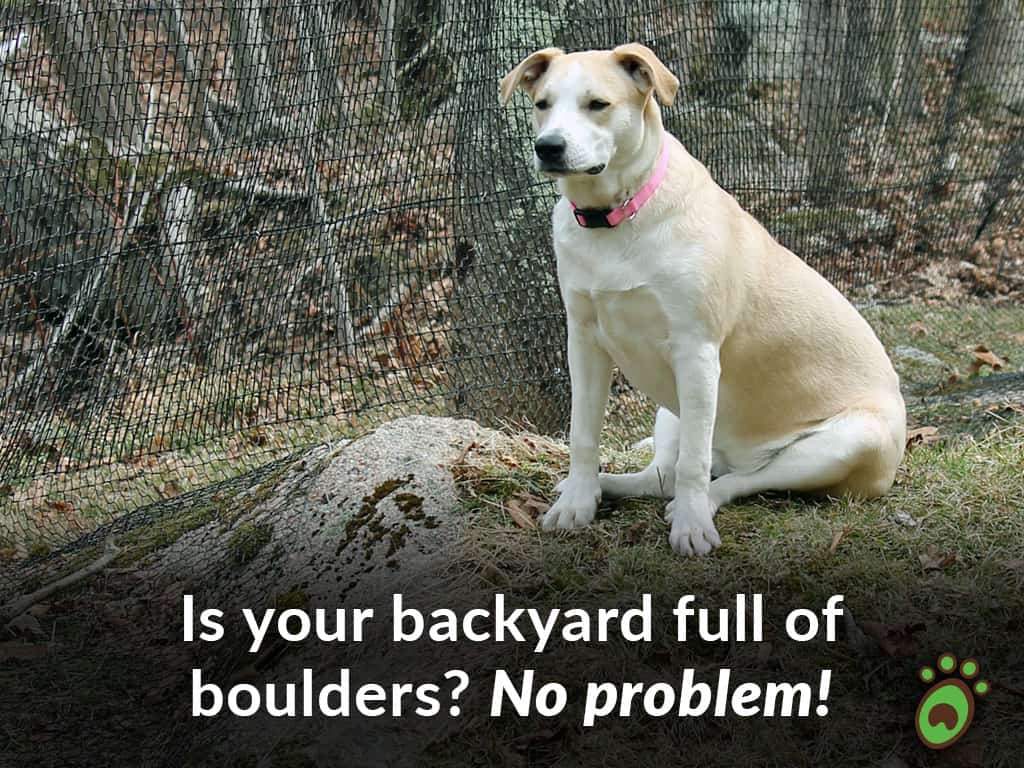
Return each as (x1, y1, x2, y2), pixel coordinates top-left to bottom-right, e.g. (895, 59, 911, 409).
(598, 407, 678, 498)
(708, 410, 902, 511)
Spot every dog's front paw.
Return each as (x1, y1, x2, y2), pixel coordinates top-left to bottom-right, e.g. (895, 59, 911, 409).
(543, 476, 601, 531)
(665, 490, 721, 556)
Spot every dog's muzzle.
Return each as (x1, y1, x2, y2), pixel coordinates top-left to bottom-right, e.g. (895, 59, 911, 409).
(535, 135, 566, 165)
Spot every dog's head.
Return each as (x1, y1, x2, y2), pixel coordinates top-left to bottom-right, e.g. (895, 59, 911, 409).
(499, 44, 678, 178)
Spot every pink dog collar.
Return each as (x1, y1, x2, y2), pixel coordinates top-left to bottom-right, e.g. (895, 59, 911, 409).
(570, 141, 670, 228)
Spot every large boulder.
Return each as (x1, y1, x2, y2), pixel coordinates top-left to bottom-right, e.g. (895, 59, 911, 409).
(42, 416, 512, 767)
(150, 416, 507, 606)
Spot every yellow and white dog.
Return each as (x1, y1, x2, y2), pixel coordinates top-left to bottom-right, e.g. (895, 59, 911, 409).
(500, 44, 906, 556)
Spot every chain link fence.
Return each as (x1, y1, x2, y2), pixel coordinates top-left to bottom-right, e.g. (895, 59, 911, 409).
(2, 0, 1023, 586)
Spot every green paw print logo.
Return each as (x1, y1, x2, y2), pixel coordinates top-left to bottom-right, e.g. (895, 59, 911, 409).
(915, 653, 990, 749)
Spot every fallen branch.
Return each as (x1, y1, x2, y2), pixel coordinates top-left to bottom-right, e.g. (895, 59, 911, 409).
(356, 276, 420, 341)
(0, 29, 28, 64)
(1, 538, 121, 623)
(205, 91, 301, 138)
(215, 176, 313, 201)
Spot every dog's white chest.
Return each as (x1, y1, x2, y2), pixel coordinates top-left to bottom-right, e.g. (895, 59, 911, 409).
(589, 287, 669, 345)
(584, 287, 679, 409)
(554, 212, 703, 411)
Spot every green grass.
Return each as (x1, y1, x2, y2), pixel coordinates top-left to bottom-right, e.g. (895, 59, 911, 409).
(442, 421, 1024, 766)
(865, 301, 1024, 392)
(456, 423, 1024, 599)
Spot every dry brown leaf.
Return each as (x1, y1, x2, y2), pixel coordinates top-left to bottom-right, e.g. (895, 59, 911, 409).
(1003, 558, 1024, 572)
(505, 494, 546, 530)
(968, 344, 1006, 375)
(907, 321, 928, 337)
(860, 620, 926, 657)
(919, 543, 958, 571)
(829, 525, 852, 554)
(622, 520, 650, 546)
(906, 425, 940, 450)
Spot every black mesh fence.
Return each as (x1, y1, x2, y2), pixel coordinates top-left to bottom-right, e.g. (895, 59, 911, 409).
(2, 0, 1023, 587)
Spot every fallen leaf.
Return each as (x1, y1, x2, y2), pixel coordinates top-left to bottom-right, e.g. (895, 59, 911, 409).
(906, 425, 940, 450)
(622, 520, 649, 546)
(919, 544, 958, 571)
(907, 321, 928, 337)
(505, 494, 545, 530)
(968, 345, 1005, 375)
(160, 480, 182, 498)
(860, 621, 926, 657)
(829, 525, 852, 554)
(1003, 559, 1024, 572)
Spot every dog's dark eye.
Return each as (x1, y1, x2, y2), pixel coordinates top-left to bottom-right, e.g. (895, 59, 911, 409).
(588, 99, 610, 111)
(535, 99, 550, 110)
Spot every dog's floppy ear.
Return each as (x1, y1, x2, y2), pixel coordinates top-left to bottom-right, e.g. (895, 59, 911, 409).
(499, 47, 564, 105)
(612, 43, 679, 106)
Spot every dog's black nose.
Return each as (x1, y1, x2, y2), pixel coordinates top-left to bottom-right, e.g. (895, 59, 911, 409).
(534, 135, 566, 163)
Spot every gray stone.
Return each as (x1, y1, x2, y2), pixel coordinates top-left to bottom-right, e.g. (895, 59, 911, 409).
(143, 416, 511, 767)
(893, 345, 944, 368)
(154, 416, 507, 602)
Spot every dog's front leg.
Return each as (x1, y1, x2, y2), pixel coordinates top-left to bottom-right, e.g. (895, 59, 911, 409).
(542, 321, 613, 530)
(666, 340, 723, 555)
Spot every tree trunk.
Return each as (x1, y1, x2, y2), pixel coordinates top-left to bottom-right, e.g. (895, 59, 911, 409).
(447, 0, 569, 434)
(891, 0, 923, 120)
(799, 0, 850, 202)
(223, 0, 276, 136)
(35, 0, 144, 158)
(964, 0, 1024, 111)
